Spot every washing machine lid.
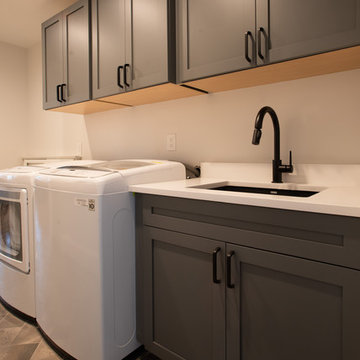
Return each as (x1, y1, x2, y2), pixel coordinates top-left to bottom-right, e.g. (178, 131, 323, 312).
(39, 166, 113, 178)
(0, 166, 47, 174)
(89, 160, 156, 171)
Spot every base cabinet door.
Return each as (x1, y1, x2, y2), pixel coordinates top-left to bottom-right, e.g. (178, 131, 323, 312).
(256, 0, 360, 65)
(226, 243, 360, 360)
(142, 227, 226, 360)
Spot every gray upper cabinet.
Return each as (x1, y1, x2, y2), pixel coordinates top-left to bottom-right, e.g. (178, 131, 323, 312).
(176, 0, 256, 83)
(42, 0, 90, 109)
(92, 0, 172, 99)
(256, 0, 360, 65)
(177, 0, 360, 83)
(42, 14, 63, 109)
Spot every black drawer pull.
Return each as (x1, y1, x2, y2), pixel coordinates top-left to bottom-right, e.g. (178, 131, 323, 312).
(227, 251, 235, 289)
(56, 84, 62, 102)
(258, 27, 266, 60)
(117, 65, 123, 88)
(124, 63, 130, 87)
(60, 84, 66, 102)
(212, 247, 221, 284)
(245, 31, 253, 63)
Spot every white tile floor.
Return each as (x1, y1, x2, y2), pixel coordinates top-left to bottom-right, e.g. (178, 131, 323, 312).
(0, 302, 157, 360)
(0, 302, 60, 360)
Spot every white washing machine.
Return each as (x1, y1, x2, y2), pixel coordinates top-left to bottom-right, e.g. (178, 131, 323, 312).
(33, 160, 185, 360)
(0, 160, 103, 318)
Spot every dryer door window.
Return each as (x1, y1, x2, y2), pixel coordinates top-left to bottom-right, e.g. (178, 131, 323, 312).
(0, 200, 22, 261)
(0, 188, 29, 273)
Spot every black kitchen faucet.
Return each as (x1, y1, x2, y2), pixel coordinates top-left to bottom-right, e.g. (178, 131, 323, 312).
(252, 106, 293, 183)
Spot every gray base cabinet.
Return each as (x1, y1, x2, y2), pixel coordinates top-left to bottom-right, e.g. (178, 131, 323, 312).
(42, 0, 90, 109)
(136, 194, 360, 360)
(142, 227, 225, 360)
(227, 244, 360, 360)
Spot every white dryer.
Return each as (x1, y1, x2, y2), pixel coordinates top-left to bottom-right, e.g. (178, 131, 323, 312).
(34, 160, 185, 360)
(0, 160, 103, 318)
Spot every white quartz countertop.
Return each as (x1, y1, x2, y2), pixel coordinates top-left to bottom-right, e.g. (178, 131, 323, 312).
(129, 163, 360, 218)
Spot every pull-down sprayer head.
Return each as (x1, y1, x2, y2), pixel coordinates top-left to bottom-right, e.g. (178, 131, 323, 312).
(252, 128, 262, 145)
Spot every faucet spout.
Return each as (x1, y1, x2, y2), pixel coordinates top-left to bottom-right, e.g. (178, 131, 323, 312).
(252, 106, 293, 183)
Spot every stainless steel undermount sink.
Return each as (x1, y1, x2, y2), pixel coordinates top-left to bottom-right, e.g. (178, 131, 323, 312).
(192, 182, 323, 198)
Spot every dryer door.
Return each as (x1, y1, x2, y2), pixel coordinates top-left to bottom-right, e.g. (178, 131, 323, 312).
(0, 187, 29, 273)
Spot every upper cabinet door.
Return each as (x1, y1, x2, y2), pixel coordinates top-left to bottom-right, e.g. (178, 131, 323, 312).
(130, 0, 170, 90)
(63, 0, 91, 105)
(176, 0, 255, 83)
(92, 0, 127, 98)
(257, 0, 360, 65)
(42, 14, 64, 110)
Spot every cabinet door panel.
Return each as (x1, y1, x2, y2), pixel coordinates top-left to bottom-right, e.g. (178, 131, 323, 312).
(92, 0, 126, 98)
(130, 0, 169, 90)
(177, 0, 255, 82)
(42, 15, 63, 109)
(64, 0, 91, 105)
(257, 0, 360, 64)
(143, 227, 225, 360)
(226, 244, 360, 360)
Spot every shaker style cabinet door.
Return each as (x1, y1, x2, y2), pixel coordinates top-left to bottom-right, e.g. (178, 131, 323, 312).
(42, 0, 90, 109)
(226, 243, 360, 360)
(62, 0, 91, 105)
(92, 0, 127, 98)
(256, 0, 360, 65)
(42, 14, 64, 110)
(131, 0, 170, 90)
(92, 0, 169, 98)
(142, 227, 226, 360)
(176, 0, 256, 83)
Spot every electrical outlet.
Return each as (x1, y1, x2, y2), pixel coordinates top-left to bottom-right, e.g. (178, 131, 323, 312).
(166, 134, 176, 151)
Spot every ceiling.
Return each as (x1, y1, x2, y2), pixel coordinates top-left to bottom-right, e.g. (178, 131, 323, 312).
(0, 0, 77, 48)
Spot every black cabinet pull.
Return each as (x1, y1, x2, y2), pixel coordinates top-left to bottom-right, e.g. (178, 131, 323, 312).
(117, 65, 124, 88)
(60, 84, 66, 102)
(257, 27, 266, 60)
(244, 31, 253, 63)
(212, 247, 221, 284)
(227, 251, 235, 289)
(56, 85, 63, 103)
(124, 63, 130, 87)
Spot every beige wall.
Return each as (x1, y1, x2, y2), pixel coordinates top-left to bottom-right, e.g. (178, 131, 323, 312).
(0, 42, 27, 168)
(0, 41, 90, 169)
(1, 40, 359, 169)
(85, 68, 360, 167)
(25, 43, 91, 161)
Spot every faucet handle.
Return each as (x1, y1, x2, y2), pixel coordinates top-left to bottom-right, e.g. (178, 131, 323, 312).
(289, 150, 292, 167)
(279, 150, 294, 173)
(286, 150, 293, 173)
